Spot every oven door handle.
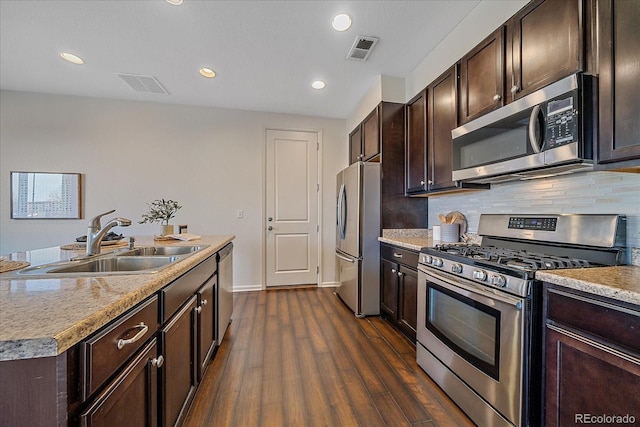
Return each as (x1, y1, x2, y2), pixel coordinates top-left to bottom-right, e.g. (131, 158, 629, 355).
(419, 266, 524, 309)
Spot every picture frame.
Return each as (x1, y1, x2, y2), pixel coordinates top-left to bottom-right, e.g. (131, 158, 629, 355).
(10, 171, 83, 219)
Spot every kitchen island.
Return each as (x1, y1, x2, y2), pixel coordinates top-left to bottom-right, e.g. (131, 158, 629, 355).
(0, 235, 234, 427)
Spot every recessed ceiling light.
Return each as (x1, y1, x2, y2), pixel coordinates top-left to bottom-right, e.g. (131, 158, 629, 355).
(332, 14, 351, 31)
(199, 68, 216, 78)
(312, 80, 326, 90)
(166, 0, 183, 5)
(60, 52, 84, 65)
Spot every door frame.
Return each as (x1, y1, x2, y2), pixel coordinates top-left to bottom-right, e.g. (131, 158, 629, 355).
(262, 127, 323, 290)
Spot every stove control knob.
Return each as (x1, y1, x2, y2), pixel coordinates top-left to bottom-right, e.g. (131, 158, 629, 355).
(433, 258, 444, 268)
(451, 263, 463, 274)
(473, 270, 487, 281)
(423, 255, 433, 264)
(490, 274, 507, 288)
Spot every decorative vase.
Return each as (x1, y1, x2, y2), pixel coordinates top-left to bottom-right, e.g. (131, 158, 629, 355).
(161, 224, 174, 236)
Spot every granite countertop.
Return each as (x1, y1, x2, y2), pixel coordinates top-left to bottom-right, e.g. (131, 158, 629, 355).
(0, 235, 234, 361)
(537, 266, 640, 306)
(379, 229, 433, 251)
(378, 236, 433, 251)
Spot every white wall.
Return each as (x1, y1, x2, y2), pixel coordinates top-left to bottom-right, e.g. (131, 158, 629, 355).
(0, 90, 347, 290)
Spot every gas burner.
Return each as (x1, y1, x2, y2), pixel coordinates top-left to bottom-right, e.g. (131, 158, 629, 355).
(427, 244, 596, 272)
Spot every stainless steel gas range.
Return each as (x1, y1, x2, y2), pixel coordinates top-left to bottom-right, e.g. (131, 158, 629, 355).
(416, 214, 627, 427)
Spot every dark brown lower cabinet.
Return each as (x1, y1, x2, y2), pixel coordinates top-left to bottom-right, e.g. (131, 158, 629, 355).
(543, 284, 640, 426)
(197, 273, 217, 380)
(380, 244, 419, 342)
(79, 339, 159, 427)
(160, 296, 198, 427)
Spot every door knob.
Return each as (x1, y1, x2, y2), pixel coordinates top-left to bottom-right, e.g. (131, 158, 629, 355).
(267, 226, 273, 231)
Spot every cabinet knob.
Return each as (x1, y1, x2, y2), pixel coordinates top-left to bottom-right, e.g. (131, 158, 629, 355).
(151, 355, 164, 368)
(397, 272, 404, 277)
(391, 269, 396, 274)
(493, 94, 501, 101)
(420, 180, 425, 185)
(195, 306, 202, 313)
(428, 180, 433, 185)
(511, 85, 520, 94)
(267, 226, 273, 231)
(202, 299, 208, 306)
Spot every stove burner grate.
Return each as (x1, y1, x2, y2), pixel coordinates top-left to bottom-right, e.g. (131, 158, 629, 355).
(431, 244, 593, 271)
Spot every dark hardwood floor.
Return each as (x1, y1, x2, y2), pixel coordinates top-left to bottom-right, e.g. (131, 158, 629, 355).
(184, 287, 473, 427)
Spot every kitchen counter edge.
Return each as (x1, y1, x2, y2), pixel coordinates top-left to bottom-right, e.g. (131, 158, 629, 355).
(536, 266, 640, 307)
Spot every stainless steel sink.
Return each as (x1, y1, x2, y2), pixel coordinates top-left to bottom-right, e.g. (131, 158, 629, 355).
(10, 245, 209, 277)
(50, 256, 179, 273)
(117, 245, 207, 256)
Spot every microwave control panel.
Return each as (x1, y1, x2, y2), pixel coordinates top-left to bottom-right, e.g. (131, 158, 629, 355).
(545, 94, 577, 148)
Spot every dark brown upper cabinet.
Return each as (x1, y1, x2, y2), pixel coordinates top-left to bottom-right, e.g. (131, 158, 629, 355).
(405, 90, 428, 194)
(349, 108, 380, 164)
(506, 0, 584, 102)
(595, 0, 640, 171)
(348, 125, 363, 164)
(406, 67, 488, 197)
(459, 27, 505, 124)
(427, 66, 458, 192)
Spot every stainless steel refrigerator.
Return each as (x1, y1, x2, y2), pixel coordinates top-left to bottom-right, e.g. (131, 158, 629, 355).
(335, 161, 380, 317)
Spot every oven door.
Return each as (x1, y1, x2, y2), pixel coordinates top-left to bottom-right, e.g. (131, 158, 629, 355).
(417, 266, 526, 426)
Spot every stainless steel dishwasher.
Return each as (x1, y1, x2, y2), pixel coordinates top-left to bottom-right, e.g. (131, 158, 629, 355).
(217, 243, 233, 344)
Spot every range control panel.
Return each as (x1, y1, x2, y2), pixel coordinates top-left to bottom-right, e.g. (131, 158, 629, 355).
(508, 217, 557, 231)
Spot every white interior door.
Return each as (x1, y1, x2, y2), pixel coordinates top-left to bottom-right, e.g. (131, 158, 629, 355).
(265, 129, 319, 287)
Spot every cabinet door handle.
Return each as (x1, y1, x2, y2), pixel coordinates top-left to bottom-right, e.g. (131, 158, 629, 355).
(195, 306, 202, 314)
(420, 180, 425, 185)
(510, 85, 520, 94)
(151, 355, 164, 368)
(398, 272, 404, 277)
(267, 226, 273, 231)
(202, 299, 208, 306)
(393, 253, 403, 258)
(117, 322, 148, 350)
(391, 269, 396, 274)
(493, 94, 501, 101)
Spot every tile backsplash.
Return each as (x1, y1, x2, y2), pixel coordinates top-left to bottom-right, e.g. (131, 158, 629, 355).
(428, 171, 640, 263)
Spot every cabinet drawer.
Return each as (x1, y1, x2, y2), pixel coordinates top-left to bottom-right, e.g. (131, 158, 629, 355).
(79, 338, 159, 427)
(161, 254, 216, 323)
(81, 295, 158, 400)
(380, 244, 419, 268)
(546, 287, 640, 355)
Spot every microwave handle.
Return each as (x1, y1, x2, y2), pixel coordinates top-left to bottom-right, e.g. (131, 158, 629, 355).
(528, 104, 543, 153)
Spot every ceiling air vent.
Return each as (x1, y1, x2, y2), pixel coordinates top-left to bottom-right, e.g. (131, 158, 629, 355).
(347, 36, 379, 61)
(117, 73, 169, 94)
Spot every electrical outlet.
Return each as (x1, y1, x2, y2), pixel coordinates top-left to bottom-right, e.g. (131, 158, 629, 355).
(237, 209, 244, 219)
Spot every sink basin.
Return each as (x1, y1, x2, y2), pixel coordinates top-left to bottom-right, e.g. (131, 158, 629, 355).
(117, 245, 207, 256)
(9, 244, 209, 277)
(50, 256, 179, 274)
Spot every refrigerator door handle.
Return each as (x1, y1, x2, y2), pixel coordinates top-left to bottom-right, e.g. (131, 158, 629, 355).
(336, 251, 356, 263)
(337, 184, 347, 240)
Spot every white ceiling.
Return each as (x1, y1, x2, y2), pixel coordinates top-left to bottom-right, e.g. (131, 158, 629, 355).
(0, 0, 480, 119)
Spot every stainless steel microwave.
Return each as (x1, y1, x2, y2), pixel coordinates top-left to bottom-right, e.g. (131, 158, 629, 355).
(451, 74, 596, 183)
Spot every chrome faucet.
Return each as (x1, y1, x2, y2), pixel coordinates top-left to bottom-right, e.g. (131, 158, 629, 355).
(86, 209, 132, 256)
